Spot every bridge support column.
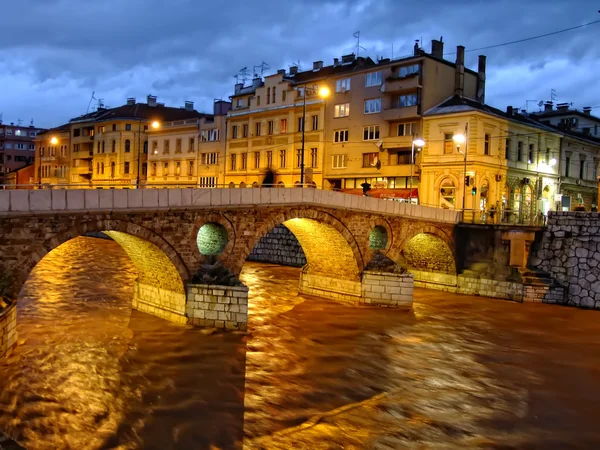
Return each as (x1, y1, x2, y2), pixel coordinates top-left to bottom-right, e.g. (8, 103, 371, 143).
(186, 284, 248, 331)
(0, 302, 17, 358)
(132, 281, 188, 325)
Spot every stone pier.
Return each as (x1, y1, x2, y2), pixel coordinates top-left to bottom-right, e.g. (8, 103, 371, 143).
(186, 284, 249, 330)
(0, 303, 17, 358)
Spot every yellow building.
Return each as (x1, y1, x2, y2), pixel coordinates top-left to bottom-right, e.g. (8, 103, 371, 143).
(421, 96, 562, 224)
(35, 124, 71, 187)
(146, 100, 230, 187)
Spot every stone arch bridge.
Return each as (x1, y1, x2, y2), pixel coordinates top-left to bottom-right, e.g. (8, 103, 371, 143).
(0, 188, 459, 351)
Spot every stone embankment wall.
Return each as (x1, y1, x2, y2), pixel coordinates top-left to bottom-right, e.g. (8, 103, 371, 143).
(132, 282, 188, 325)
(0, 304, 17, 358)
(186, 284, 248, 330)
(247, 224, 307, 267)
(532, 211, 600, 309)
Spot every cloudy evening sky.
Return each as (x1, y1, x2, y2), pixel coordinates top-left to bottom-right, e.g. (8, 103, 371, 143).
(0, 0, 599, 128)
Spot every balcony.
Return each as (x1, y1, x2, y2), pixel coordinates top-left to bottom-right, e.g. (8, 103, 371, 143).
(381, 105, 419, 122)
(381, 74, 420, 94)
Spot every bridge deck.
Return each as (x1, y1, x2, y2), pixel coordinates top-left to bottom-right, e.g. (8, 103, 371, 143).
(0, 188, 459, 223)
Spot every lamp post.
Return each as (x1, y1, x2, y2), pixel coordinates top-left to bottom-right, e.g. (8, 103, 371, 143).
(409, 138, 425, 203)
(453, 133, 467, 212)
(299, 84, 330, 185)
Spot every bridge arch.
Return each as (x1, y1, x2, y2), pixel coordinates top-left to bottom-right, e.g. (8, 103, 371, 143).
(15, 220, 190, 324)
(396, 226, 457, 274)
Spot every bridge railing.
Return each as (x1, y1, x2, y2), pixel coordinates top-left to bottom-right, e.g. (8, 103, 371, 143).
(460, 208, 548, 227)
(0, 187, 460, 223)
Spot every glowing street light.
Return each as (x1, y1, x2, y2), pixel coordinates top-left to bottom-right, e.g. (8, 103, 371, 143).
(409, 138, 426, 203)
(550, 158, 557, 167)
(453, 133, 468, 211)
(151, 120, 160, 129)
(50, 137, 58, 145)
(300, 84, 330, 185)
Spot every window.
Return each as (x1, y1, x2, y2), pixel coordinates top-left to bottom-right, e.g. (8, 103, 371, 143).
(254, 151, 260, 169)
(332, 154, 346, 168)
(296, 149, 302, 168)
(444, 133, 453, 154)
(255, 122, 261, 136)
(272, 86, 276, 104)
(334, 129, 349, 143)
(565, 156, 571, 177)
(74, 144, 79, 152)
(363, 125, 380, 141)
(241, 153, 247, 170)
(5, 129, 12, 136)
(334, 103, 350, 118)
(102, 141, 105, 153)
(98, 125, 105, 133)
(362, 152, 379, 167)
(311, 115, 319, 130)
(311, 148, 318, 168)
(142, 162, 147, 176)
(267, 87, 271, 104)
(517, 141, 523, 162)
(236, 98, 242, 108)
(124, 162, 130, 174)
(151, 141, 157, 154)
(231, 154, 237, 171)
(188, 160, 194, 176)
(112, 124, 117, 131)
(175, 161, 181, 175)
(580, 159, 585, 180)
(268, 120, 274, 135)
(232, 125, 238, 139)
(282, 90, 287, 102)
(101, 162, 105, 175)
(280, 119, 287, 134)
(151, 162, 157, 176)
(279, 149, 286, 168)
(484, 134, 491, 155)
(188, 138, 194, 153)
(125, 124, 131, 131)
(110, 162, 116, 177)
(164, 140, 170, 154)
(399, 64, 420, 77)
(243, 124, 248, 138)
(112, 140, 116, 153)
(201, 152, 218, 165)
(364, 98, 382, 114)
(124, 139, 131, 153)
(97, 141, 101, 153)
(176, 138, 182, 153)
(398, 123, 415, 136)
(297, 117, 304, 132)
(397, 94, 418, 107)
(266, 150, 273, 168)
(505, 139, 511, 160)
(546, 148, 550, 163)
(396, 151, 411, 165)
(440, 179, 456, 208)
(336, 78, 351, 92)
(96, 162, 100, 174)
(210, 129, 220, 141)
(199, 177, 217, 188)
(365, 71, 382, 87)
(528, 143, 534, 163)
(161, 161, 169, 175)
(256, 96, 261, 106)
(74, 128, 81, 137)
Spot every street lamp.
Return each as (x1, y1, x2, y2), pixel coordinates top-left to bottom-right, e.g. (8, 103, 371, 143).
(299, 84, 330, 185)
(409, 138, 425, 203)
(137, 120, 160, 188)
(453, 133, 467, 210)
(50, 137, 58, 145)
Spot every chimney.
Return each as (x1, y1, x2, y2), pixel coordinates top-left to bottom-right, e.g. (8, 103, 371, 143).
(147, 95, 157, 107)
(213, 100, 232, 116)
(413, 41, 420, 56)
(454, 45, 465, 97)
(277, 69, 286, 75)
(184, 101, 194, 111)
(313, 61, 323, 71)
(556, 102, 569, 111)
(333, 58, 339, 67)
(476, 55, 486, 103)
(126, 97, 136, 105)
(431, 39, 444, 59)
(289, 66, 298, 75)
(234, 83, 243, 95)
(341, 54, 355, 63)
(252, 77, 262, 88)
(544, 101, 553, 112)
(506, 106, 513, 116)
(583, 106, 592, 115)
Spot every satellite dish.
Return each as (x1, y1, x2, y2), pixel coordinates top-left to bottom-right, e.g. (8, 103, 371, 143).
(537, 101, 543, 107)
(375, 140, 385, 152)
(371, 155, 380, 167)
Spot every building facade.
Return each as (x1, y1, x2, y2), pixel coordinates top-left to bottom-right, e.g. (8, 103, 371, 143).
(35, 125, 71, 187)
(0, 121, 43, 185)
(225, 40, 485, 196)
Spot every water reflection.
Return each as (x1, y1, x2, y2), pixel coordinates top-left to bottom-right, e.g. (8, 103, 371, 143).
(0, 237, 599, 449)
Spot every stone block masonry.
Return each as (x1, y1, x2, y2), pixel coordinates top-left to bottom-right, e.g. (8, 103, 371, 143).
(0, 303, 17, 358)
(361, 271, 414, 308)
(186, 284, 248, 331)
(132, 282, 188, 325)
(299, 272, 362, 304)
(247, 224, 307, 267)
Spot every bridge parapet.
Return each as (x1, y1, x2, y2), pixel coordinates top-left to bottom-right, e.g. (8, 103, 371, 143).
(0, 188, 459, 223)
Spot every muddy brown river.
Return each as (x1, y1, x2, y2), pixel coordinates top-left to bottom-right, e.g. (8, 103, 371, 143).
(0, 236, 599, 449)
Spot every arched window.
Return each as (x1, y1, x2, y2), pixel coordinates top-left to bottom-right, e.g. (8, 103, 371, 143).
(479, 183, 489, 211)
(110, 161, 116, 177)
(240, 182, 246, 188)
(96, 162, 100, 174)
(102, 141, 105, 153)
(439, 179, 456, 209)
(112, 140, 116, 153)
(252, 181, 259, 188)
(101, 162, 105, 174)
(125, 139, 131, 153)
(277, 181, 285, 188)
(229, 182, 235, 188)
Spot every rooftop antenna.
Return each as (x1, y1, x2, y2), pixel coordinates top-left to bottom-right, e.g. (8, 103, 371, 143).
(233, 74, 239, 83)
(86, 91, 96, 113)
(17, 119, 22, 126)
(550, 89, 557, 102)
(97, 98, 105, 109)
(0, 113, 3, 125)
(238, 67, 249, 84)
(525, 100, 540, 112)
(353, 31, 366, 57)
(30, 118, 34, 126)
(257, 62, 270, 77)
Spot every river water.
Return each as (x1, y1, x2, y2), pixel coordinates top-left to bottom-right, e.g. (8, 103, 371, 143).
(1, 236, 599, 449)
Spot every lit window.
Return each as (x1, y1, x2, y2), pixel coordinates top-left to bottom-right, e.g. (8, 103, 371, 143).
(397, 94, 418, 108)
(364, 98, 382, 114)
(398, 123, 415, 136)
(335, 78, 351, 92)
(334, 103, 350, 118)
(363, 125, 380, 141)
(332, 154, 346, 169)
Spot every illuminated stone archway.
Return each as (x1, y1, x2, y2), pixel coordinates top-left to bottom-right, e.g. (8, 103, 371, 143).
(402, 233, 457, 274)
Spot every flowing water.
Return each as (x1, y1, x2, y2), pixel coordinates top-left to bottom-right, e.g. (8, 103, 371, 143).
(1, 236, 599, 449)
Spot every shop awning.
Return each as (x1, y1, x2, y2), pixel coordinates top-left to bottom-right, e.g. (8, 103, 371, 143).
(340, 188, 418, 199)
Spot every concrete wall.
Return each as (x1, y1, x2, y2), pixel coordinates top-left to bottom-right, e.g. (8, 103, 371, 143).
(186, 283, 248, 330)
(0, 188, 460, 223)
(132, 282, 187, 325)
(0, 304, 17, 358)
(532, 211, 600, 309)
(247, 224, 307, 266)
